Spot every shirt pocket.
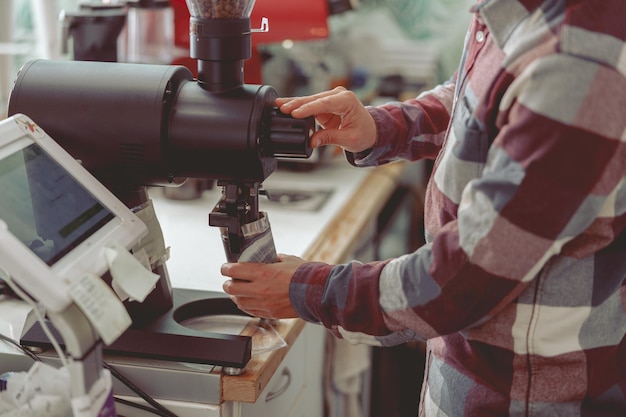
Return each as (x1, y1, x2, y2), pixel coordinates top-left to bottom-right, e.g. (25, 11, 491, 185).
(451, 95, 489, 178)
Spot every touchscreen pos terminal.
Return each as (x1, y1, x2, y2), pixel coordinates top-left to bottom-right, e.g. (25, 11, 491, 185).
(0, 114, 148, 314)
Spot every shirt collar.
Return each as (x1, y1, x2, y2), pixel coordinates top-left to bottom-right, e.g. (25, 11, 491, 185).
(472, 0, 543, 48)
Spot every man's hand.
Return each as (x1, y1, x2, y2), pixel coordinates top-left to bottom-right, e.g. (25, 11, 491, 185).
(276, 87, 377, 153)
(221, 254, 306, 319)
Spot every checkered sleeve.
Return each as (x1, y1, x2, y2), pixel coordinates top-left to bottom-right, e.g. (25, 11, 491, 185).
(347, 79, 456, 167)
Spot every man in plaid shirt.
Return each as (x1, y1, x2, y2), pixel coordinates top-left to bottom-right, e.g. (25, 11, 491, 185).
(222, 0, 626, 414)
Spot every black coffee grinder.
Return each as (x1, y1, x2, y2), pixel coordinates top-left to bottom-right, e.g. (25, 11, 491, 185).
(10, 0, 314, 374)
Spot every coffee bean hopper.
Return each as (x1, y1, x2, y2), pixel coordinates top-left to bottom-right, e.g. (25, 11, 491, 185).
(9, 0, 315, 375)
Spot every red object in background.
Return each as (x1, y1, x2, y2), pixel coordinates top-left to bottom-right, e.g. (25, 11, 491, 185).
(170, 0, 191, 48)
(169, 0, 330, 83)
(169, 0, 195, 75)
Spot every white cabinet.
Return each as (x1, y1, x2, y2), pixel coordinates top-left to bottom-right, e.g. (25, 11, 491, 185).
(291, 325, 326, 417)
(238, 324, 325, 417)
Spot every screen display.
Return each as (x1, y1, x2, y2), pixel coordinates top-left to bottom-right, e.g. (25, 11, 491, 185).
(0, 142, 114, 266)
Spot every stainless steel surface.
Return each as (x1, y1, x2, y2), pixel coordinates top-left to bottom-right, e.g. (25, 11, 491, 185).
(261, 185, 333, 212)
(125, 1, 174, 64)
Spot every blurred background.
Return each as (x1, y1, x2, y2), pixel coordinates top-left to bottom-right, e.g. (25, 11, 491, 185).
(1, 0, 472, 118)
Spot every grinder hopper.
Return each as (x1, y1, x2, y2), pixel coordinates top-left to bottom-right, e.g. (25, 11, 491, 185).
(185, 0, 261, 92)
(186, 0, 256, 19)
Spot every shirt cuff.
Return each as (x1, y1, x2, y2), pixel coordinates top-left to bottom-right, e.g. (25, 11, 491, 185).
(343, 106, 392, 166)
(289, 261, 333, 325)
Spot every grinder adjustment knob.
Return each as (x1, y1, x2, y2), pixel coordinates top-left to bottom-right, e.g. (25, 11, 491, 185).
(268, 107, 315, 159)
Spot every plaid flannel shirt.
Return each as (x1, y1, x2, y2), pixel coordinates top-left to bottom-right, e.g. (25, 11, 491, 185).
(290, 0, 626, 415)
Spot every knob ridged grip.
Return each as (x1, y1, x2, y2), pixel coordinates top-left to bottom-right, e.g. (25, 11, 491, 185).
(269, 107, 315, 158)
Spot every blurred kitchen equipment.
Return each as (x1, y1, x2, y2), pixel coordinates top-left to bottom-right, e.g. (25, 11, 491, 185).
(245, 0, 331, 84)
(125, 0, 174, 64)
(61, 2, 127, 61)
(162, 177, 214, 200)
(30, 0, 62, 59)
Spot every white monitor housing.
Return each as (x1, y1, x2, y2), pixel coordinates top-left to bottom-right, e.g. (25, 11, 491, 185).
(0, 114, 147, 313)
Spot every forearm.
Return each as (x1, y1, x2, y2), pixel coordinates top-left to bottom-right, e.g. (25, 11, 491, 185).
(347, 80, 456, 167)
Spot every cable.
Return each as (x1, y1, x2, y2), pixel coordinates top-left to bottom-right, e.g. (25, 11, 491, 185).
(0, 277, 17, 298)
(0, 270, 180, 417)
(0, 266, 69, 369)
(113, 396, 175, 417)
(0, 332, 41, 362)
(104, 362, 178, 417)
(0, 333, 177, 417)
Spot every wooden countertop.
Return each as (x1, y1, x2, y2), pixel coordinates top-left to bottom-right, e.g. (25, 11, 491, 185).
(221, 161, 407, 403)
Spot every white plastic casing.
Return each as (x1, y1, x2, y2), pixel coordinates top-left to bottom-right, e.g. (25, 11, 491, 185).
(0, 114, 147, 313)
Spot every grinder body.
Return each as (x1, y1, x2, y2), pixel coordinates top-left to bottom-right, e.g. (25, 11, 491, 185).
(8, 59, 310, 188)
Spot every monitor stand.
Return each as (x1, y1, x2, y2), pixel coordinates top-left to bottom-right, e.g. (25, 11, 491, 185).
(21, 288, 253, 375)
